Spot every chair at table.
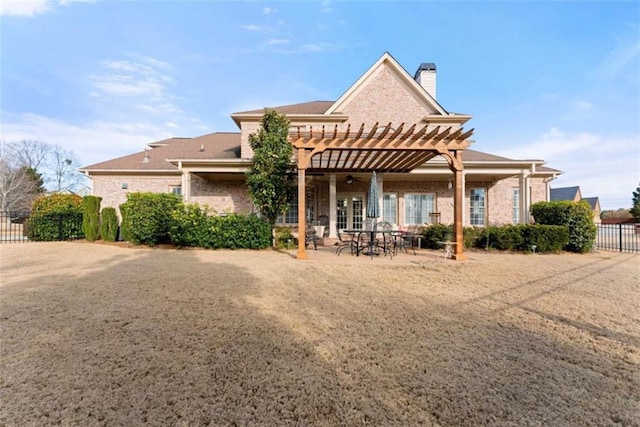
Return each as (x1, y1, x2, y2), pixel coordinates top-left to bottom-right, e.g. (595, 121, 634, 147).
(336, 229, 357, 256)
(394, 226, 420, 255)
(305, 227, 321, 250)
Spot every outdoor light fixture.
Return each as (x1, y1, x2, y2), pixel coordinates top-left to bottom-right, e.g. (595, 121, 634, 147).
(346, 175, 354, 184)
(447, 179, 453, 190)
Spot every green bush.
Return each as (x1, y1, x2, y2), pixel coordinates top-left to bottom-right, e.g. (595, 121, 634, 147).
(100, 207, 119, 242)
(422, 222, 568, 253)
(82, 196, 102, 241)
(119, 192, 182, 246)
(274, 226, 296, 249)
(26, 194, 84, 241)
(531, 201, 596, 253)
(169, 204, 272, 249)
(421, 224, 453, 249)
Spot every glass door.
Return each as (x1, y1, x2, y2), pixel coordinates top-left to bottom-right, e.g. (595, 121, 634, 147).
(336, 194, 364, 230)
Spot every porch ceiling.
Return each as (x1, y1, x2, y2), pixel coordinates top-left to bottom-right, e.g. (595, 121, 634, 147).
(290, 122, 473, 173)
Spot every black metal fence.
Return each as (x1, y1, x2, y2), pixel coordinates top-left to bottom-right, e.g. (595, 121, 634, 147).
(0, 211, 84, 243)
(595, 223, 640, 253)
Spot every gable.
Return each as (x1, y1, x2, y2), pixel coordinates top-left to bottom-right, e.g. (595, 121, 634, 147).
(326, 52, 449, 126)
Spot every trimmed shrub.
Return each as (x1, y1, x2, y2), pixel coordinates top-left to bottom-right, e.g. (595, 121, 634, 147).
(82, 196, 102, 241)
(169, 204, 272, 249)
(100, 207, 119, 242)
(274, 226, 296, 249)
(422, 222, 568, 253)
(119, 192, 182, 246)
(26, 194, 84, 241)
(421, 224, 453, 249)
(531, 201, 596, 253)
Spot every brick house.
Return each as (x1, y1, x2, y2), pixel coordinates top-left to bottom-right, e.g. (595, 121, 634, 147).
(81, 52, 561, 257)
(551, 186, 601, 224)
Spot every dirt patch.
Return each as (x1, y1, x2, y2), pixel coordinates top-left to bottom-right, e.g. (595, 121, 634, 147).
(1, 243, 639, 426)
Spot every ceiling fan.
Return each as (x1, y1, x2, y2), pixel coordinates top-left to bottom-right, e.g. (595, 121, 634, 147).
(345, 175, 362, 184)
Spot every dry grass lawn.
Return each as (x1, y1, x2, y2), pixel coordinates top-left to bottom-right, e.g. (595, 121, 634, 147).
(1, 242, 639, 426)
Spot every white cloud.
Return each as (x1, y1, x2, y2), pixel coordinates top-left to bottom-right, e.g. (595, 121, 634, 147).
(0, 112, 177, 167)
(0, 0, 93, 16)
(90, 57, 174, 100)
(241, 24, 261, 31)
(593, 26, 640, 79)
(573, 100, 593, 111)
(0, 0, 49, 16)
(264, 38, 289, 46)
(321, 0, 331, 13)
(495, 127, 640, 210)
(263, 6, 274, 15)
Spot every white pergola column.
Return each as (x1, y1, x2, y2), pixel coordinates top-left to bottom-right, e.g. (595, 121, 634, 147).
(461, 171, 467, 226)
(519, 171, 531, 224)
(329, 173, 337, 238)
(181, 170, 192, 202)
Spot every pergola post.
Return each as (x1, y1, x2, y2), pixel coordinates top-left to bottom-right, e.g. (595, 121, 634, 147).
(453, 150, 466, 260)
(297, 163, 307, 260)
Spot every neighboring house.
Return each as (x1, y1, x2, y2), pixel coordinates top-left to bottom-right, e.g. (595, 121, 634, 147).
(550, 186, 582, 203)
(82, 52, 562, 257)
(551, 186, 601, 224)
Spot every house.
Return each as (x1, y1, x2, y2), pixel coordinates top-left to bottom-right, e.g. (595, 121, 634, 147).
(551, 186, 601, 224)
(81, 52, 562, 259)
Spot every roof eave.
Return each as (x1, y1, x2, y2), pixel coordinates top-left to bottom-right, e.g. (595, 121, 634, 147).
(231, 113, 349, 127)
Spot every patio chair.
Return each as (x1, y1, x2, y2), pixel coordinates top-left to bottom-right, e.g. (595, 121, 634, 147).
(305, 227, 321, 250)
(336, 229, 357, 256)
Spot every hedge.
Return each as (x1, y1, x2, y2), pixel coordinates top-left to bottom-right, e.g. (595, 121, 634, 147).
(119, 192, 182, 246)
(26, 194, 84, 241)
(531, 201, 596, 253)
(169, 204, 272, 249)
(421, 223, 568, 253)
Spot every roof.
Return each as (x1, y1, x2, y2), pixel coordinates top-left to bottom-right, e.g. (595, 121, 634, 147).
(583, 197, 600, 210)
(233, 101, 335, 115)
(550, 186, 581, 201)
(81, 132, 241, 171)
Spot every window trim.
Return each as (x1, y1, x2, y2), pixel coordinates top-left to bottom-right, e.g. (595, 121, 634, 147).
(469, 187, 487, 226)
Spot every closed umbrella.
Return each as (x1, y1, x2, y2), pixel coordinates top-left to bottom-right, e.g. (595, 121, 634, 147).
(365, 172, 380, 257)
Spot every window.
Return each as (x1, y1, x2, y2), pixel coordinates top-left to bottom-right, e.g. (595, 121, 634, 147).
(469, 188, 486, 226)
(383, 193, 397, 225)
(404, 193, 435, 225)
(277, 187, 314, 225)
(512, 188, 519, 224)
(170, 185, 182, 196)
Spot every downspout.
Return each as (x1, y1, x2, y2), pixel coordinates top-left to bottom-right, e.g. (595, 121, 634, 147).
(543, 173, 558, 202)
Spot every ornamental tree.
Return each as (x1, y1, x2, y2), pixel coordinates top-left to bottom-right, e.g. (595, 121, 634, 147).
(631, 183, 640, 221)
(245, 109, 295, 225)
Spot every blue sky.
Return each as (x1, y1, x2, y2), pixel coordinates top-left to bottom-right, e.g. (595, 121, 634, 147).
(1, 0, 639, 209)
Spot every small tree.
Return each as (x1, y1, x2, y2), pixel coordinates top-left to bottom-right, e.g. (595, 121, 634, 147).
(100, 207, 119, 242)
(82, 195, 102, 241)
(245, 109, 295, 225)
(631, 183, 640, 221)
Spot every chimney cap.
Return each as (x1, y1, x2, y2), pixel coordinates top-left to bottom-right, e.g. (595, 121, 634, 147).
(414, 62, 436, 79)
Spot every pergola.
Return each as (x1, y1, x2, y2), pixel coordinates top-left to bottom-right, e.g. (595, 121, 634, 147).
(289, 121, 473, 260)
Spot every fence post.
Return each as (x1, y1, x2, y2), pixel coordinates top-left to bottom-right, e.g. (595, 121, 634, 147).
(618, 223, 623, 252)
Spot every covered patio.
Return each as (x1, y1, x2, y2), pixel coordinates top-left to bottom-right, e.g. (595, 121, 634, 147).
(291, 121, 473, 260)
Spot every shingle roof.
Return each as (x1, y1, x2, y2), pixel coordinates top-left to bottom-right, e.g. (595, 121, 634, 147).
(233, 101, 335, 115)
(583, 197, 600, 210)
(550, 186, 581, 201)
(81, 132, 241, 171)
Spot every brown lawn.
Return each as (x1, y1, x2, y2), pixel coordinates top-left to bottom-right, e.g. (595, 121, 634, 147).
(1, 242, 639, 426)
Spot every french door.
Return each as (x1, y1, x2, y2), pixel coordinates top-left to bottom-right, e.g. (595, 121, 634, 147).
(336, 194, 365, 230)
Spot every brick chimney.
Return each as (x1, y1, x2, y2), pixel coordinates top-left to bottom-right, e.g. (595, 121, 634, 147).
(414, 63, 436, 99)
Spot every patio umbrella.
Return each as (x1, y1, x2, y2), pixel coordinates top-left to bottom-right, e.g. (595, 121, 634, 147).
(366, 171, 380, 221)
(365, 172, 380, 257)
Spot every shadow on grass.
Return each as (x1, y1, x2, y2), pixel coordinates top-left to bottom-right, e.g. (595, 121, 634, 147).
(0, 245, 638, 426)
